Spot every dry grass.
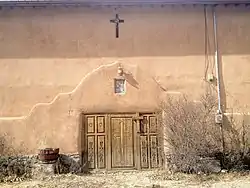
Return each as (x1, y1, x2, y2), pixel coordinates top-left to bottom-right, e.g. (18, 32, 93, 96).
(1, 171, 250, 188)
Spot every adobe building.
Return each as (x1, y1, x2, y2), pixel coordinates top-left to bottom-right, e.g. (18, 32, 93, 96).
(0, 0, 250, 170)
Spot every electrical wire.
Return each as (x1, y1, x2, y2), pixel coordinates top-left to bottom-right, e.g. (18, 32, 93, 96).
(204, 6, 209, 80)
(204, 6, 214, 81)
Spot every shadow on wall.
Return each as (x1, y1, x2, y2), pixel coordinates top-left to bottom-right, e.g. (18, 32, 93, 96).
(0, 5, 249, 58)
(123, 72, 139, 89)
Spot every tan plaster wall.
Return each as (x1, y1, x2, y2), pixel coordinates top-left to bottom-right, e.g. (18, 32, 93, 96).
(0, 62, 167, 154)
(0, 5, 250, 154)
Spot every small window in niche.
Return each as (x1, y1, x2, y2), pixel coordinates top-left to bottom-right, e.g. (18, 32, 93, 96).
(114, 78, 126, 94)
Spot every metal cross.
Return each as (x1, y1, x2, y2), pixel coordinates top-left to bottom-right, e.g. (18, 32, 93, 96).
(110, 14, 124, 38)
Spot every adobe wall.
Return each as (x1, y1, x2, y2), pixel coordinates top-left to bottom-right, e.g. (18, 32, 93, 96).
(0, 5, 249, 154)
(0, 62, 167, 154)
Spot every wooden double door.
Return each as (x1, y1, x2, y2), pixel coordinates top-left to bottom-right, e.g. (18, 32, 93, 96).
(83, 113, 162, 170)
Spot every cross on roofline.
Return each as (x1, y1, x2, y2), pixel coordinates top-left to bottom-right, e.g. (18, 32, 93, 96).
(110, 14, 124, 38)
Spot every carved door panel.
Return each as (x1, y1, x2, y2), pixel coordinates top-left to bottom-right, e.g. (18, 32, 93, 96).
(84, 115, 106, 169)
(139, 114, 161, 169)
(111, 116, 134, 168)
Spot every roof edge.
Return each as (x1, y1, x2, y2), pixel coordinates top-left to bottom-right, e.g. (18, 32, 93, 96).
(0, 1, 250, 8)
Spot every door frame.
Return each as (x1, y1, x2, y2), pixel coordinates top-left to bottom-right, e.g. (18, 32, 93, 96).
(80, 111, 163, 170)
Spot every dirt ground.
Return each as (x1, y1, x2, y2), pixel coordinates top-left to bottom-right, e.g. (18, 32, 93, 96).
(1, 171, 250, 188)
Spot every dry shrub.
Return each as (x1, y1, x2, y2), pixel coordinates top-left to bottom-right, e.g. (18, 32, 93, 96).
(0, 133, 25, 156)
(0, 136, 5, 155)
(159, 91, 223, 173)
(0, 134, 10, 156)
(222, 112, 250, 170)
(0, 134, 33, 182)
